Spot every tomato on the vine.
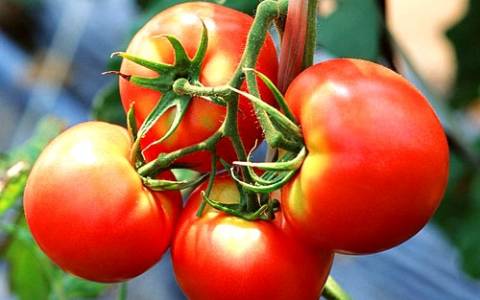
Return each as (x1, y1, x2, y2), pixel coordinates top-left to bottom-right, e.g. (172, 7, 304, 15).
(282, 59, 449, 254)
(119, 2, 278, 172)
(172, 175, 333, 300)
(24, 122, 182, 282)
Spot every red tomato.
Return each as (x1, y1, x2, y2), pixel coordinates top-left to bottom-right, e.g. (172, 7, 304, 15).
(172, 175, 333, 300)
(119, 2, 278, 172)
(24, 122, 182, 282)
(282, 59, 449, 254)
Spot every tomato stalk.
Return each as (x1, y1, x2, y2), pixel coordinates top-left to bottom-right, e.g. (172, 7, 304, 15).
(196, 151, 217, 217)
(117, 283, 127, 300)
(277, 0, 307, 92)
(303, 0, 318, 69)
(323, 277, 352, 300)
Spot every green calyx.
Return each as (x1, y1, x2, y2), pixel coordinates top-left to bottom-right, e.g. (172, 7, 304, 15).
(112, 20, 208, 91)
(110, 20, 211, 168)
(202, 191, 280, 221)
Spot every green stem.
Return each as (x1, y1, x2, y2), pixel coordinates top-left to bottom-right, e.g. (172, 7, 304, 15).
(137, 130, 223, 177)
(135, 0, 291, 216)
(117, 282, 128, 300)
(173, 78, 230, 98)
(322, 276, 352, 300)
(197, 152, 217, 217)
(234, 147, 306, 171)
(303, 0, 318, 68)
(220, 0, 288, 212)
(229, 0, 289, 88)
(229, 0, 290, 152)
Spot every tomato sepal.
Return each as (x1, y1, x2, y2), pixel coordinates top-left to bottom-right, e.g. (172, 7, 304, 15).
(141, 172, 207, 191)
(201, 190, 279, 221)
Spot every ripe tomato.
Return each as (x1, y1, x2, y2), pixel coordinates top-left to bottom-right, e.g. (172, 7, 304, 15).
(119, 2, 278, 172)
(282, 59, 449, 254)
(24, 122, 182, 282)
(172, 175, 333, 300)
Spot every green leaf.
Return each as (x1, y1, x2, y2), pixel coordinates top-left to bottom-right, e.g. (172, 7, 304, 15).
(3, 220, 107, 300)
(317, 0, 381, 60)
(137, 0, 258, 18)
(446, 0, 480, 109)
(5, 225, 53, 300)
(0, 165, 28, 215)
(214, 0, 259, 15)
(434, 148, 480, 278)
(61, 274, 106, 299)
(91, 81, 127, 126)
(0, 118, 64, 215)
(6, 118, 64, 164)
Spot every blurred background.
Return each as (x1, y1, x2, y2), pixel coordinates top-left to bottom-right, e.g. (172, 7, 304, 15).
(0, 0, 479, 299)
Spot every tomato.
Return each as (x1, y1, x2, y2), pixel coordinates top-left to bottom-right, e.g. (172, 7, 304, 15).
(172, 175, 333, 300)
(282, 59, 449, 254)
(24, 122, 182, 282)
(119, 2, 278, 172)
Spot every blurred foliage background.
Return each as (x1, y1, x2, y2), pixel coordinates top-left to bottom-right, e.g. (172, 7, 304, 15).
(0, 0, 479, 299)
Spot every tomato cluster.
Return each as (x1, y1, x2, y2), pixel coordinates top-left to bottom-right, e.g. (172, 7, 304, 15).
(23, 1, 449, 299)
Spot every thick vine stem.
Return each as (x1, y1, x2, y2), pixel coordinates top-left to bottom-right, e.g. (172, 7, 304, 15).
(208, 0, 288, 211)
(228, 0, 290, 165)
(117, 283, 127, 300)
(229, 0, 289, 88)
(303, 0, 318, 69)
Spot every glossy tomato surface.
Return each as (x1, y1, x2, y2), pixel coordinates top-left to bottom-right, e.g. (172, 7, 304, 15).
(24, 122, 182, 282)
(282, 59, 449, 254)
(172, 176, 333, 300)
(120, 2, 278, 171)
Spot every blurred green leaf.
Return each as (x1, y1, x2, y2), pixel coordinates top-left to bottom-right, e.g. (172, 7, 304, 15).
(0, 165, 28, 215)
(60, 274, 106, 299)
(433, 1, 480, 278)
(91, 81, 127, 126)
(446, 0, 480, 109)
(5, 222, 53, 300)
(5, 118, 64, 165)
(317, 0, 381, 60)
(3, 220, 107, 300)
(133, 0, 259, 34)
(0, 118, 64, 215)
(138, 0, 258, 15)
(435, 145, 480, 278)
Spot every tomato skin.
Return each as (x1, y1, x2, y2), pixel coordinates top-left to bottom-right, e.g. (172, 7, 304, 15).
(119, 2, 278, 172)
(282, 59, 449, 254)
(24, 122, 182, 282)
(172, 176, 333, 300)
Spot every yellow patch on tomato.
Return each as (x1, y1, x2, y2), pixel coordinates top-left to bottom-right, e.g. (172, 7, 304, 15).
(212, 219, 263, 258)
(203, 180, 240, 215)
(203, 52, 234, 85)
(288, 154, 330, 219)
(197, 112, 218, 131)
(286, 176, 306, 220)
